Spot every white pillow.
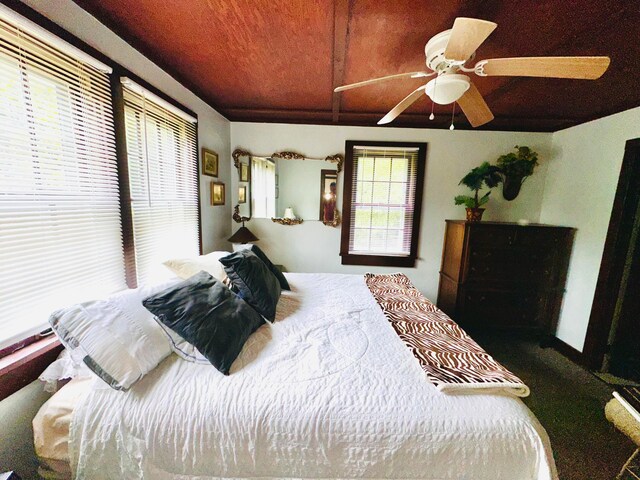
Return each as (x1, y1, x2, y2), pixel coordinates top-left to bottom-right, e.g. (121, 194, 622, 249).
(38, 348, 94, 393)
(49, 279, 180, 390)
(163, 251, 231, 281)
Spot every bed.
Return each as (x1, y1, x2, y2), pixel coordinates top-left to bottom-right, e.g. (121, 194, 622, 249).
(34, 273, 557, 479)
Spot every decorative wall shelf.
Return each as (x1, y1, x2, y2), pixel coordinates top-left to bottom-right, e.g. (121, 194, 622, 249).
(271, 217, 304, 226)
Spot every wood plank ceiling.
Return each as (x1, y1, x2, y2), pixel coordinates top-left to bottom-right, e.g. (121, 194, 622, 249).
(73, 0, 639, 132)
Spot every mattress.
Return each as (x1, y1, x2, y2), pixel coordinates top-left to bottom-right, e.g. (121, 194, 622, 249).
(43, 273, 557, 479)
(33, 376, 94, 479)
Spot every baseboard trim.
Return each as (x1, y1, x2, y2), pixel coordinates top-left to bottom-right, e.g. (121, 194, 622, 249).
(549, 336, 585, 365)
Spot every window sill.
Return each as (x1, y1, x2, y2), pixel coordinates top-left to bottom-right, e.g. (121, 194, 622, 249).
(340, 253, 417, 268)
(0, 336, 62, 401)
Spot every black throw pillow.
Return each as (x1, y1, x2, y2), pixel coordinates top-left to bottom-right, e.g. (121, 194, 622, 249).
(248, 244, 290, 291)
(219, 249, 281, 322)
(142, 271, 265, 375)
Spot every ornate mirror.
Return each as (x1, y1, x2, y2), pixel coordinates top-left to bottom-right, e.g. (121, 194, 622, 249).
(232, 148, 343, 226)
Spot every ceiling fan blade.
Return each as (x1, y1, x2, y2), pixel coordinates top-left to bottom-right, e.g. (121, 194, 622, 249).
(377, 86, 426, 125)
(334, 72, 432, 92)
(444, 17, 497, 61)
(480, 56, 610, 79)
(457, 82, 494, 127)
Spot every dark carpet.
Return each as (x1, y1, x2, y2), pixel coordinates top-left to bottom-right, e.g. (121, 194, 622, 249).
(475, 334, 636, 480)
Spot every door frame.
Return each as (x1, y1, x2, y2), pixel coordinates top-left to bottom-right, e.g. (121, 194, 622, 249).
(583, 138, 640, 370)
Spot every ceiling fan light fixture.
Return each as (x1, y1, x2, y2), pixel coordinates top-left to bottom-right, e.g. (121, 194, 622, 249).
(425, 74, 470, 105)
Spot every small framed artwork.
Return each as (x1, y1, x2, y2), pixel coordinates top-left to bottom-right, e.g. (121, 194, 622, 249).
(238, 186, 247, 204)
(211, 181, 225, 206)
(240, 163, 250, 182)
(202, 148, 219, 177)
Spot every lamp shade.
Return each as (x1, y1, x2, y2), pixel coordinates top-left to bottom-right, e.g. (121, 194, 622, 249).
(284, 207, 296, 219)
(228, 226, 259, 244)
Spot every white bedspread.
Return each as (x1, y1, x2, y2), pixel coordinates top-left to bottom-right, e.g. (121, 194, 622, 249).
(70, 273, 557, 480)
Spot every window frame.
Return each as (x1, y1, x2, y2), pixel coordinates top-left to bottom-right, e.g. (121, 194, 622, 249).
(340, 140, 427, 268)
(0, 12, 127, 350)
(116, 78, 202, 287)
(0, 2, 202, 396)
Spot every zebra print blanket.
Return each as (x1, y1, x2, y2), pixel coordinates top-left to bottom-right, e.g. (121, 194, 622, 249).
(365, 273, 530, 397)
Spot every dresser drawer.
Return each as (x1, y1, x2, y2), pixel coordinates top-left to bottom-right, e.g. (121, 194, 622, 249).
(514, 227, 566, 248)
(468, 224, 569, 250)
(468, 225, 518, 248)
(465, 248, 556, 284)
(458, 288, 549, 329)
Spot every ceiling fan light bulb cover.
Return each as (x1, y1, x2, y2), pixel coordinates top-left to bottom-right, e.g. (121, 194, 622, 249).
(425, 74, 470, 105)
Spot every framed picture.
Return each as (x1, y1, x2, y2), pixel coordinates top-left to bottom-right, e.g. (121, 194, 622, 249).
(202, 148, 219, 177)
(211, 181, 225, 206)
(240, 163, 250, 182)
(238, 186, 247, 204)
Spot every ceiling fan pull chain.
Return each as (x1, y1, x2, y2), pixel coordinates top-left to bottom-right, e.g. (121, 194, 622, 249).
(429, 77, 437, 120)
(449, 102, 456, 130)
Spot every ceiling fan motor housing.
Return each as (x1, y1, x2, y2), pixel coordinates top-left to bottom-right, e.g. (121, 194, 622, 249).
(425, 29, 472, 73)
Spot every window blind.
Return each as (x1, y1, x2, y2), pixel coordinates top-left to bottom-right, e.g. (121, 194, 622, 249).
(347, 146, 420, 256)
(122, 80, 199, 285)
(0, 15, 125, 348)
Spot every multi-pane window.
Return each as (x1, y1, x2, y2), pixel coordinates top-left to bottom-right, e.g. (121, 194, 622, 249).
(0, 12, 126, 348)
(0, 6, 202, 350)
(341, 141, 427, 267)
(122, 79, 200, 286)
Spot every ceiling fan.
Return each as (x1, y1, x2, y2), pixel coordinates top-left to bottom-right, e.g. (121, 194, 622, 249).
(334, 17, 610, 128)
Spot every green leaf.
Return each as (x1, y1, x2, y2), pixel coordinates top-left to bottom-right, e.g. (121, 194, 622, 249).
(459, 161, 503, 192)
(454, 195, 475, 208)
(496, 145, 539, 177)
(478, 191, 491, 206)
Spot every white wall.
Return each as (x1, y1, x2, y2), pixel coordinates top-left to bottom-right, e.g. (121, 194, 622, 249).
(231, 122, 552, 297)
(22, 0, 233, 254)
(539, 107, 640, 351)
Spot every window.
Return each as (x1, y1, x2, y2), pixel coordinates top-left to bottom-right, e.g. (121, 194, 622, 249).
(0, 11, 126, 348)
(340, 141, 427, 267)
(122, 79, 200, 286)
(251, 156, 276, 218)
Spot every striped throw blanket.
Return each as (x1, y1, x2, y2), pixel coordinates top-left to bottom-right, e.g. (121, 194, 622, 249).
(365, 273, 530, 397)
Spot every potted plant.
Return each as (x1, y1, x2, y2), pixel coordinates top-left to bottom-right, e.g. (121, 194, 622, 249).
(496, 145, 539, 200)
(454, 161, 502, 222)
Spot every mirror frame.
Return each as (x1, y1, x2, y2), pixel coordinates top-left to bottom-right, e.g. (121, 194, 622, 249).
(232, 148, 344, 225)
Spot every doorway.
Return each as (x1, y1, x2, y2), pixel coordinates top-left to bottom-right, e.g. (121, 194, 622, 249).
(583, 138, 640, 382)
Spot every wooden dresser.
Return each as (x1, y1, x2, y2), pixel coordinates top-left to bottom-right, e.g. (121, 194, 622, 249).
(437, 220, 575, 335)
